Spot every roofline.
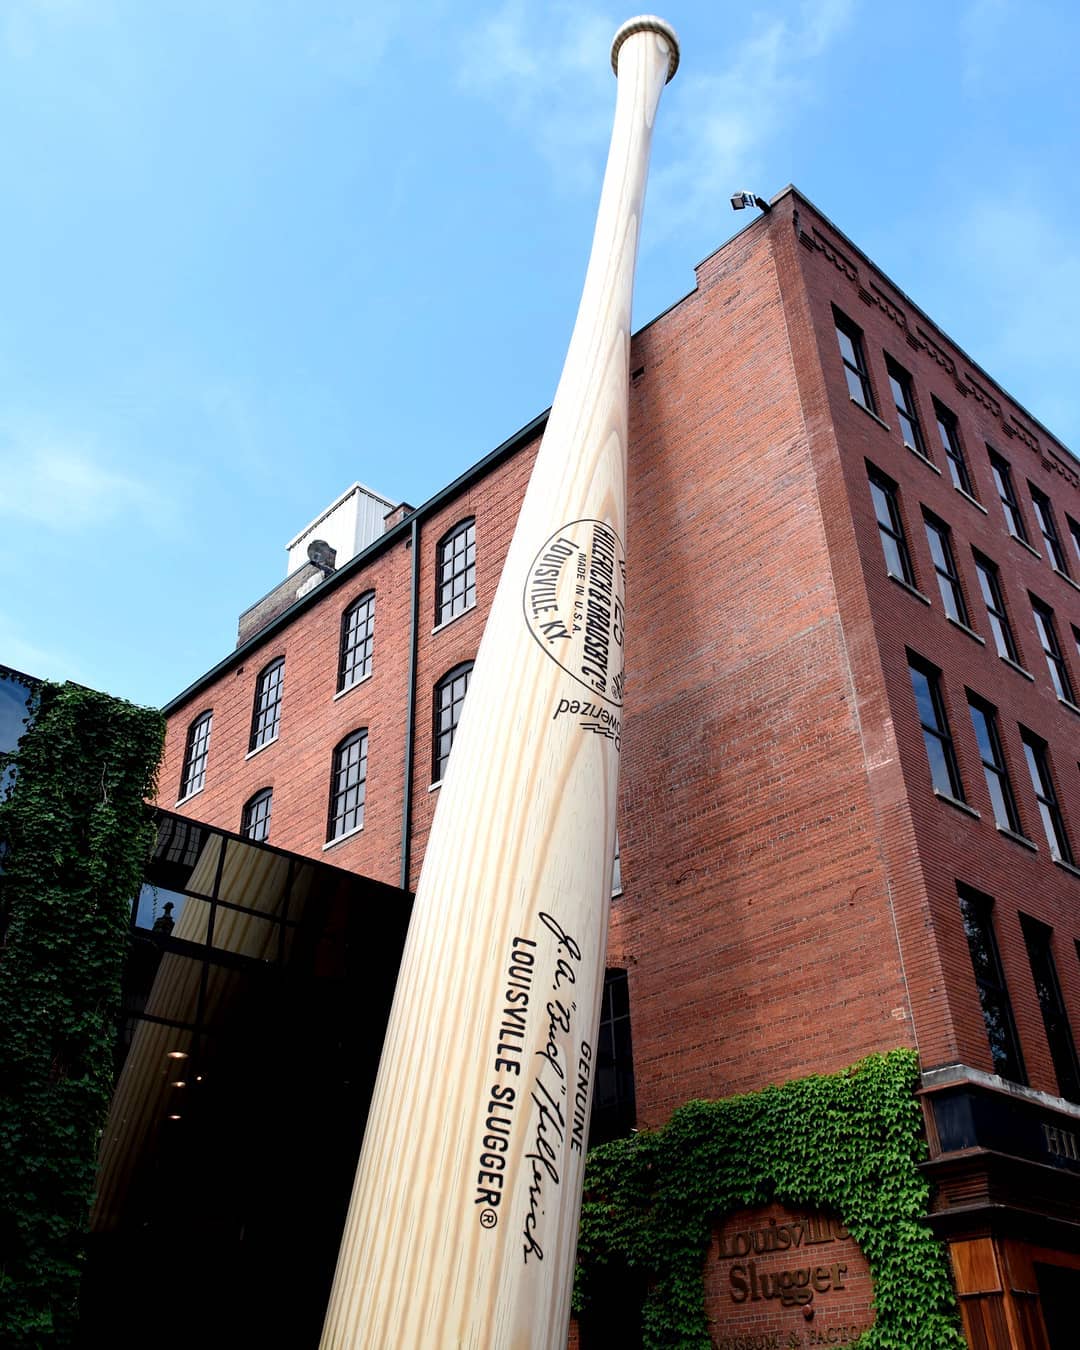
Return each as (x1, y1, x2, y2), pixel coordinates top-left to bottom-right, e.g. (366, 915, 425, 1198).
(162, 408, 551, 715)
(772, 185, 1077, 467)
(164, 188, 1077, 716)
(285, 479, 397, 552)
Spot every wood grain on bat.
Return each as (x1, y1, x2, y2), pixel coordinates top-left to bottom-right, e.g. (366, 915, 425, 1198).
(321, 18, 678, 1348)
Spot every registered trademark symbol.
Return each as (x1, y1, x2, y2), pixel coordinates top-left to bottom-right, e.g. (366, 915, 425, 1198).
(479, 1207, 497, 1229)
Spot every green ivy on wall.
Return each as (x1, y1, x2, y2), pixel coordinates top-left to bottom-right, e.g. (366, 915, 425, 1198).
(0, 682, 164, 1348)
(575, 1049, 965, 1349)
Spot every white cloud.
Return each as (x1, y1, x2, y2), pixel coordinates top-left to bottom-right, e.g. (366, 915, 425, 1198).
(0, 434, 164, 532)
(459, 1, 620, 192)
(459, 1, 855, 220)
(959, 0, 1010, 90)
(306, 4, 405, 84)
(1, 0, 112, 60)
(0, 609, 79, 685)
(648, 0, 855, 242)
(937, 194, 1080, 446)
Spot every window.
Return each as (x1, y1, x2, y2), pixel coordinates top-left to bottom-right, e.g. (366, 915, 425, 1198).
(339, 592, 375, 691)
(435, 518, 476, 625)
(433, 662, 473, 783)
(834, 309, 875, 410)
(589, 969, 636, 1146)
(989, 450, 1029, 543)
(967, 697, 1021, 833)
(1020, 729, 1073, 864)
(250, 658, 284, 752)
(1068, 516, 1080, 571)
(958, 886, 1025, 1083)
(908, 656, 964, 800)
(179, 711, 212, 799)
(241, 788, 273, 843)
(612, 831, 622, 896)
(1030, 486, 1069, 574)
(1021, 916, 1080, 1103)
(1030, 598, 1075, 703)
(924, 513, 968, 624)
(328, 730, 368, 841)
(973, 553, 1020, 664)
(868, 467, 915, 585)
(935, 400, 974, 496)
(886, 356, 926, 456)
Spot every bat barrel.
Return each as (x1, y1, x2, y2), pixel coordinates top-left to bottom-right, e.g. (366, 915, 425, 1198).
(321, 18, 677, 1349)
(611, 15, 680, 81)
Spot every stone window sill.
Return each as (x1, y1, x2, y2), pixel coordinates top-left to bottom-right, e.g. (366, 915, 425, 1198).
(1054, 567, 1080, 595)
(997, 827, 1037, 853)
(432, 602, 476, 637)
(1010, 533, 1042, 560)
(334, 672, 372, 701)
(1000, 656, 1034, 682)
(174, 786, 205, 808)
(946, 616, 985, 645)
(245, 735, 279, 761)
(955, 487, 987, 515)
(906, 446, 941, 475)
(888, 573, 932, 606)
(851, 397, 891, 432)
(1052, 857, 1080, 881)
(933, 790, 980, 820)
(323, 824, 363, 851)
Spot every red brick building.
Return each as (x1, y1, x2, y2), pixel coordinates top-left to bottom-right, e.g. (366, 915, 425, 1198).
(159, 187, 1080, 1347)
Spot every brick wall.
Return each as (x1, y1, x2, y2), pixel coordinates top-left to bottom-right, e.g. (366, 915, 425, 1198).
(788, 194, 1080, 1096)
(159, 186, 1080, 1131)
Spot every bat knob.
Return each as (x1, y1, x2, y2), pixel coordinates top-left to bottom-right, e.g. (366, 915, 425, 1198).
(611, 15, 680, 82)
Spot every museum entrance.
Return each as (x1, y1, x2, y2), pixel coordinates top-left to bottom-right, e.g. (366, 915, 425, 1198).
(78, 813, 412, 1348)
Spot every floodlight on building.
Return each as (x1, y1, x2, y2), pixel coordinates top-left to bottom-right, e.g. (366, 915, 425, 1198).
(730, 191, 771, 213)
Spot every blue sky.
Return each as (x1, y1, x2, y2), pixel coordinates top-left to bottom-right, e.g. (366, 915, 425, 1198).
(1, 0, 1078, 707)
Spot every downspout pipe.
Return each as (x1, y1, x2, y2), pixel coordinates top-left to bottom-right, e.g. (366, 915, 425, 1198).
(399, 514, 420, 892)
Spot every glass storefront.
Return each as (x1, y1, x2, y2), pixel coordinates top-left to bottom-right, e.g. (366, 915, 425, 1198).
(80, 811, 412, 1348)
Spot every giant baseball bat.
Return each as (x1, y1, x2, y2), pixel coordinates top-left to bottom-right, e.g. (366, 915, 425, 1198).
(321, 17, 678, 1348)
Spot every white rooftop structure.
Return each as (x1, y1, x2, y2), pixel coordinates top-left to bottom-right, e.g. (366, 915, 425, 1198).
(285, 482, 396, 577)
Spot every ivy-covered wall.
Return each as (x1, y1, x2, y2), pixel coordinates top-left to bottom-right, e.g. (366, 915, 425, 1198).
(575, 1049, 964, 1349)
(0, 682, 164, 1348)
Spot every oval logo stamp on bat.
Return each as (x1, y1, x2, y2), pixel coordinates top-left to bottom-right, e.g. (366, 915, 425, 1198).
(523, 519, 626, 708)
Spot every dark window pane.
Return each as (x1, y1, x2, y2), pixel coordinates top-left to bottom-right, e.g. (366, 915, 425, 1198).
(1020, 730, 1072, 864)
(1031, 599, 1075, 702)
(886, 357, 926, 456)
(835, 311, 874, 411)
(327, 730, 368, 841)
(241, 789, 273, 843)
(935, 402, 973, 495)
(1022, 917, 1080, 1103)
(990, 450, 1028, 542)
(250, 659, 284, 752)
(968, 698, 1020, 833)
(909, 657, 963, 799)
(958, 887, 1025, 1083)
(924, 515, 968, 624)
(436, 519, 476, 625)
(433, 663, 473, 782)
(589, 968, 636, 1147)
(868, 468, 914, 584)
(974, 554, 1019, 663)
(180, 711, 212, 799)
(1031, 488, 1068, 574)
(339, 592, 375, 690)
